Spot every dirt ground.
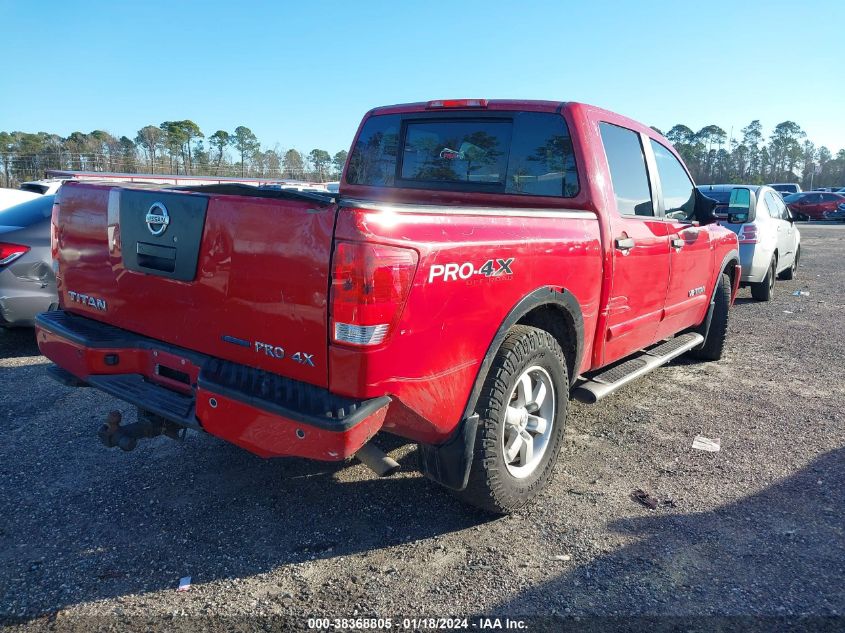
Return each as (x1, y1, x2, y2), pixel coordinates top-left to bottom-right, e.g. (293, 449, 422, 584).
(1, 224, 843, 632)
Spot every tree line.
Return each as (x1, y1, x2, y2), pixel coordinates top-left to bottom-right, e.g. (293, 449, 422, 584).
(1, 117, 844, 189)
(654, 120, 845, 188)
(0, 120, 348, 187)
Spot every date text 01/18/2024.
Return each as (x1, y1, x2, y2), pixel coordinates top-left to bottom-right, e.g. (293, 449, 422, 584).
(305, 616, 527, 629)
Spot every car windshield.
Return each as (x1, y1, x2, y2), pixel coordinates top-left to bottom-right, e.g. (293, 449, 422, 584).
(0, 195, 54, 228)
(783, 193, 802, 202)
(697, 189, 732, 204)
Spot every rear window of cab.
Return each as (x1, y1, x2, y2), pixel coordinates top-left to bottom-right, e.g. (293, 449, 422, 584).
(346, 111, 580, 198)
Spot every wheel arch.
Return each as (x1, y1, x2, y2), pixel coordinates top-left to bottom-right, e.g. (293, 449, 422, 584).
(694, 249, 739, 348)
(419, 287, 584, 492)
(720, 249, 740, 296)
(461, 287, 584, 421)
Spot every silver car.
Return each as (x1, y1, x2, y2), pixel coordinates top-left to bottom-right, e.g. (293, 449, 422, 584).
(698, 185, 800, 301)
(0, 195, 58, 327)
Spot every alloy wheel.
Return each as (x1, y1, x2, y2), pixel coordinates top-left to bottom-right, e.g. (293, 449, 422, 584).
(502, 365, 555, 478)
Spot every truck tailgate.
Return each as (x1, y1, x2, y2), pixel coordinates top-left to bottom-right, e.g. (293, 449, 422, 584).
(54, 182, 336, 388)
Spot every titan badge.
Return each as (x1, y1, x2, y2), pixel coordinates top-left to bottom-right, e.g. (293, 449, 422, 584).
(67, 290, 107, 311)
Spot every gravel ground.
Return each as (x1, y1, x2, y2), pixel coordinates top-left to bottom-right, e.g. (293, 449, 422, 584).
(1, 225, 843, 631)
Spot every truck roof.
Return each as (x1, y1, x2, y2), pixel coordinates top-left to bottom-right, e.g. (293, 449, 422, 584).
(368, 99, 565, 116)
(364, 100, 672, 149)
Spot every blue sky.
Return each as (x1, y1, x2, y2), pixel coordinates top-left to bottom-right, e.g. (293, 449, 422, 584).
(1, 0, 843, 157)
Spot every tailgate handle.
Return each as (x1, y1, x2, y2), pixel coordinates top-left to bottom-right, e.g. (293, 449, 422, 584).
(136, 241, 177, 273)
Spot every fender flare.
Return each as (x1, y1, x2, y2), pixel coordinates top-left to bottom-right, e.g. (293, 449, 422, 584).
(418, 287, 584, 491)
(460, 286, 584, 420)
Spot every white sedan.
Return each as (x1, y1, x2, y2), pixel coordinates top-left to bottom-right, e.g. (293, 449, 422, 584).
(698, 184, 800, 301)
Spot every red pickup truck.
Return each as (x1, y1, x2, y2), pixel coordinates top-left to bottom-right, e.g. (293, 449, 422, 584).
(37, 100, 740, 513)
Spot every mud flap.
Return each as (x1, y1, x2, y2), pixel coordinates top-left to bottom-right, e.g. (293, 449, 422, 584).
(418, 414, 479, 491)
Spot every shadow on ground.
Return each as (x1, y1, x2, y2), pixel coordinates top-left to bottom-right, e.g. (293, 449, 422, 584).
(0, 362, 489, 620)
(0, 327, 41, 358)
(493, 447, 844, 621)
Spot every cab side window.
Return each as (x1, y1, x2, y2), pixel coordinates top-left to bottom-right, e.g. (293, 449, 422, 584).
(599, 122, 654, 217)
(649, 139, 695, 221)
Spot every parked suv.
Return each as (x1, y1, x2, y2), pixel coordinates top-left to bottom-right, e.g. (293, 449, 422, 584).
(768, 183, 802, 197)
(37, 100, 740, 513)
(699, 185, 800, 301)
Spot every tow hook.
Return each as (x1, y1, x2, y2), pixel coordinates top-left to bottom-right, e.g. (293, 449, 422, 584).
(97, 409, 183, 452)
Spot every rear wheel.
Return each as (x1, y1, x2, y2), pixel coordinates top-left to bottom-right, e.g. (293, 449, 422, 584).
(453, 325, 568, 514)
(750, 257, 776, 301)
(779, 246, 799, 280)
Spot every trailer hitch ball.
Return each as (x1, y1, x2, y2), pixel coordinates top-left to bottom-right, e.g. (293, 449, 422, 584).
(97, 410, 123, 448)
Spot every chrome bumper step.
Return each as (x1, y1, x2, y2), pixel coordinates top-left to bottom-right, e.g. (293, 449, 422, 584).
(572, 332, 704, 404)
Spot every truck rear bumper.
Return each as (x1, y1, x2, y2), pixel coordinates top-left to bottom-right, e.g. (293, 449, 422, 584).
(35, 310, 390, 460)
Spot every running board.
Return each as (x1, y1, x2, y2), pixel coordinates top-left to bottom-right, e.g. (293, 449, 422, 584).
(572, 332, 704, 404)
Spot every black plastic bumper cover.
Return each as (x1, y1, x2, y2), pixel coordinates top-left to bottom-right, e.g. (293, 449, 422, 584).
(37, 310, 390, 433)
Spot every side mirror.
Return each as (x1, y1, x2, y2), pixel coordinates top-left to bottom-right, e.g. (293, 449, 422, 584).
(724, 187, 754, 224)
(693, 188, 719, 225)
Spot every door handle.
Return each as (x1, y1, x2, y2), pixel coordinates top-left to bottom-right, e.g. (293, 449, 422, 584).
(670, 237, 684, 249)
(615, 237, 635, 252)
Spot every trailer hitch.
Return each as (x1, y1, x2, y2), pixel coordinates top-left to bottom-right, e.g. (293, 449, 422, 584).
(97, 409, 183, 452)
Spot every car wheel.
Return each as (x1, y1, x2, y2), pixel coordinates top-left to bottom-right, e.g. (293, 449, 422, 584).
(750, 257, 776, 301)
(779, 246, 799, 280)
(690, 273, 731, 361)
(454, 325, 568, 514)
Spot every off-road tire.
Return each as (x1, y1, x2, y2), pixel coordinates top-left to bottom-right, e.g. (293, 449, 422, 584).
(779, 246, 799, 280)
(453, 325, 568, 514)
(690, 273, 731, 361)
(751, 257, 776, 301)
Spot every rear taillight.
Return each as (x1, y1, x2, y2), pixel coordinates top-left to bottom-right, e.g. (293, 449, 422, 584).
(738, 224, 758, 244)
(0, 243, 30, 266)
(330, 241, 418, 347)
(50, 197, 60, 260)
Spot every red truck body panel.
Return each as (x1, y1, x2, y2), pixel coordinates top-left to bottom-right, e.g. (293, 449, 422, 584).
(329, 204, 602, 443)
(38, 99, 739, 461)
(54, 183, 334, 387)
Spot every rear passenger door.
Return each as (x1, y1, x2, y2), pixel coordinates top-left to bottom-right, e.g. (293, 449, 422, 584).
(598, 122, 670, 366)
(648, 139, 713, 340)
(765, 191, 795, 268)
